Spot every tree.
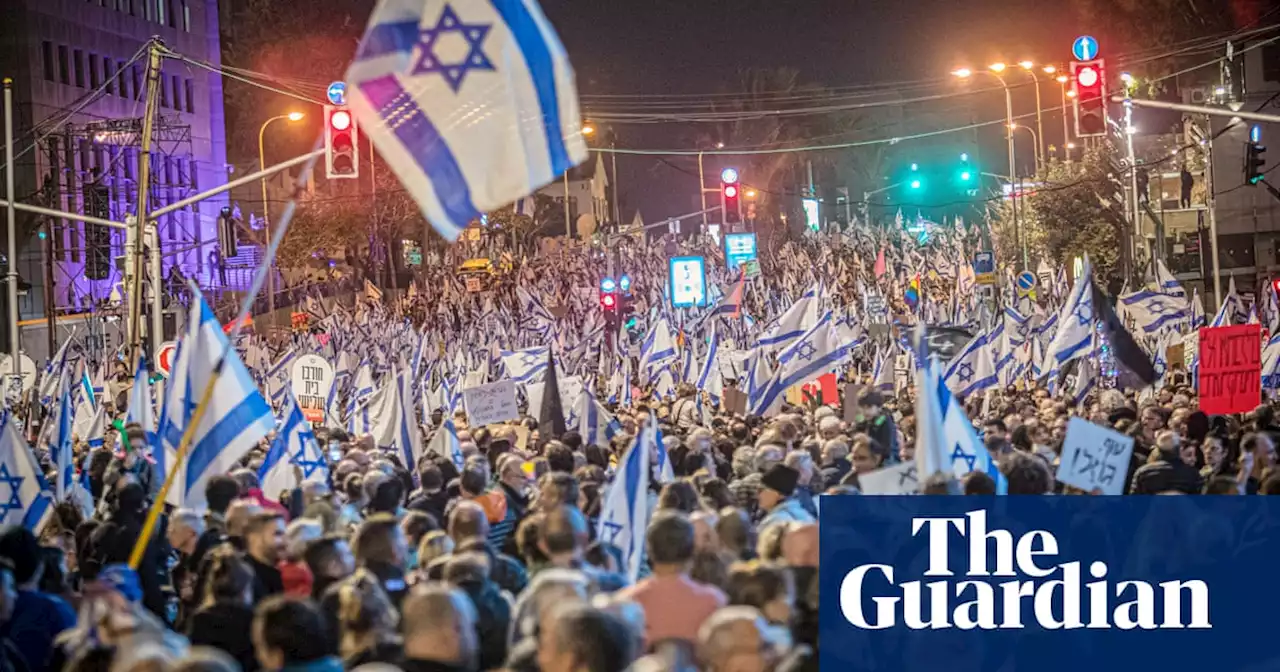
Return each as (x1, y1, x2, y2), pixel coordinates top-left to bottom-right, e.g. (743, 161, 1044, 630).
(987, 147, 1129, 280)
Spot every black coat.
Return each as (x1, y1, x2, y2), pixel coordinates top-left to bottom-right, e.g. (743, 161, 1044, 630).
(86, 512, 172, 621)
(456, 579, 510, 672)
(247, 554, 284, 602)
(1130, 453, 1203, 495)
(186, 601, 258, 672)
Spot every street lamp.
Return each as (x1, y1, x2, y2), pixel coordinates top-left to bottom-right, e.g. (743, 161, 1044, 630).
(258, 111, 304, 315)
(1018, 61, 1046, 170)
(582, 122, 596, 136)
(953, 66, 1016, 179)
(1009, 123, 1041, 168)
(1054, 74, 1072, 161)
(582, 121, 620, 227)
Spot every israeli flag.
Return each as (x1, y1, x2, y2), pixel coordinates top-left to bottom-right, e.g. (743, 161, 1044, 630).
(267, 349, 296, 406)
(40, 332, 77, 403)
(572, 389, 622, 448)
(871, 347, 895, 393)
(1043, 256, 1095, 394)
(695, 324, 723, 402)
(73, 393, 106, 449)
(1153, 258, 1185, 297)
(1190, 287, 1206, 328)
(914, 330, 1005, 493)
(51, 382, 75, 503)
(0, 412, 54, 530)
(346, 0, 588, 241)
(501, 346, 549, 383)
(1263, 331, 1280, 389)
(638, 317, 678, 382)
(258, 389, 328, 500)
(1212, 276, 1246, 327)
(942, 326, 999, 397)
(155, 289, 274, 509)
(758, 281, 821, 350)
(425, 417, 464, 471)
(750, 314, 855, 416)
(346, 362, 375, 416)
(1118, 290, 1191, 335)
(126, 355, 156, 444)
(743, 347, 775, 412)
(597, 413, 654, 583)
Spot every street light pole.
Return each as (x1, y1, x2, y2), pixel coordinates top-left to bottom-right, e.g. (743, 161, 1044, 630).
(1019, 63, 1046, 170)
(3, 79, 17, 373)
(954, 67, 1017, 179)
(258, 112, 304, 319)
(1054, 74, 1072, 162)
(1011, 125, 1041, 169)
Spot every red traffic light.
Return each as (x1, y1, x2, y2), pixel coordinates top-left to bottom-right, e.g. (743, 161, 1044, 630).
(330, 109, 352, 131)
(601, 293, 616, 309)
(724, 185, 738, 199)
(1076, 66, 1099, 88)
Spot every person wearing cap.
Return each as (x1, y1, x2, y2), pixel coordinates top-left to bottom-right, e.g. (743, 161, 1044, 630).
(856, 390, 899, 464)
(757, 465, 815, 529)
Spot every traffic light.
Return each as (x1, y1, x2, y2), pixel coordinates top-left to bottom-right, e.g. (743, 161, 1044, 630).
(958, 153, 973, 184)
(217, 205, 238, 258)
(908, 162, 923, 191)
(720, 168, 742, 225)
(600, 277, 618, 312)
(324, 105, 359, 179)
(1247, 125, 1267, 186)
(1071, 59, 1107, 137)
(83, 184, 112, 280)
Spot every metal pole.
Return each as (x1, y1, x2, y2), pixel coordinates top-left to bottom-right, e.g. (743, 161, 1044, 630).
(260, 115, 279, 321)
(3, 80, 17, 373)
(42, 221, 54, 357)
(1030, 73, 1045, 170)
(1060, 80, 1071, 162)
(611, 136, 620, 227)
(698, 151, 708, 230)
(1124, 98, 1142, 276)
(128, 41, 161, 370)
(1205, 120, 1223, 306)
(563, 172, 571, 239)
(1000, 77, 1016, 179)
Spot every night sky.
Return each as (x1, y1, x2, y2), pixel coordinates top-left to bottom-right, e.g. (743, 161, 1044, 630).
(537, 0, 1080, 222)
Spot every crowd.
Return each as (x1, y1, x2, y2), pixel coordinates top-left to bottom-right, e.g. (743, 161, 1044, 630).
(2, 214, 1253, 672)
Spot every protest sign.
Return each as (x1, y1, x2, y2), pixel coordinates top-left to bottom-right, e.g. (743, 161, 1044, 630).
(0, 354, 37, 395)
(290, 354, 334, 423)
(843, 383, 862, 424)
(1181, 331, 1198, 370)
(723, 387, 748, 416)
(1057, 417, 1134, 495)
(1198, 324, 1261, 415)
(857, 462, 918, 495)
(786, 372, 837, 407)
(463, 380, 519, 427)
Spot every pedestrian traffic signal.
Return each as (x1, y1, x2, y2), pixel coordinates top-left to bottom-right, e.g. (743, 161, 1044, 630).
(1246, 129, 1267, 185)
(217, 205, 238, 258)
(324, 105, 359, 179)
(1071, 59, 1106, 137)
(720, 168, 742, 225)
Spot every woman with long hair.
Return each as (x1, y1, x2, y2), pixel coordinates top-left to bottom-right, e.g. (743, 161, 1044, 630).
(185, 549, 258, 672)
(335, 570, 403, 667)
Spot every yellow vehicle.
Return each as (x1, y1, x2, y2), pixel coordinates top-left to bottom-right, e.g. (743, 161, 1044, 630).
(457, 258, 495, 276)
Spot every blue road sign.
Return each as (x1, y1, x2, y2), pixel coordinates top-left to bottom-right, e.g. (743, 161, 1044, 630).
(326, 81, 347, 106)
(1072, 35, 1098, 61)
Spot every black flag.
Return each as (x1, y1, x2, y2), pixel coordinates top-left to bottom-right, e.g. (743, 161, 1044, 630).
(539, 350, 567, 438)
(1091, 281, 1157, 389)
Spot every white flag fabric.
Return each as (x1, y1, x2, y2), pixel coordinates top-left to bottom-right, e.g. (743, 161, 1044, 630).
(758, 282, 821, 351)
(266, 349, 296, 406)
(259, 389, 329, 501)
(126, 355, 155, 443)
(1118, 290, 1191, 335)
(1043, 256, 1095, 394)
(346, 0, 588, 241)
(156, 290, 274, 509)
(695, 324, 723, 402)
(0, 412, 54, 530)
(51, 383, 75, 503)
(750, 314, 855, 416)
(597, 413, 655, 583)
(425, 418, 464, 471)
(914, 334, 1004, 492)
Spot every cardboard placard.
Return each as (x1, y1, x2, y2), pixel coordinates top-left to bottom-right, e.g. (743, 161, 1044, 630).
(1198, 324, 1261, 415)
(463, 379, 519, 427)
(1057, 417, 1134, 495)
(858, 462, 919, 495)
(290, 354, 334, 423)
(722, 387, 748, 416)
(843, 383, 862, 424)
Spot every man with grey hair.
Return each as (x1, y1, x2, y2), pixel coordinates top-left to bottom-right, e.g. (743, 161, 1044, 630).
(1131, 429, 1203, 495)
(820, 437, 851, 486)
(729, 444, 783, 516)
(697, 606, 781, 672)
(537, 604, 638, 672)
(168, 507, 223, 622)
(401, 584, 480, 672)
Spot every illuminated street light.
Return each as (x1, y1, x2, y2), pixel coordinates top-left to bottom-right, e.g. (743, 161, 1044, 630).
(715, 142, 725, 149)
(1120, 72, 1134, 84)
(952, 68, 973, 78)
(1043, 65, 1057, 74)
(989, 62, 1007, 73)
(1018, 60, 1035, 70)
(1056, 75, 1068, 84)
(745, 189, 757, 198)
(582, 122, 596, 135)
(286, 111, 305, 122)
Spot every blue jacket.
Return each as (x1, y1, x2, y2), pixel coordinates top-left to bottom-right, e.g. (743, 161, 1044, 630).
(760, 497, 817, 529)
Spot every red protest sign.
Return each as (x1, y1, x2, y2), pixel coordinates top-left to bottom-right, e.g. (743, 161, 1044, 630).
(1198, 324, 1261, 415)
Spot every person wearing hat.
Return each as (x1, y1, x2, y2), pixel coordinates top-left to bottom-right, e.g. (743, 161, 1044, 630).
(757, 465, 815, 529)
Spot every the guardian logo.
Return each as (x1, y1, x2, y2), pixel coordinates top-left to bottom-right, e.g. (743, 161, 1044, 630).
(840, 510, 1211, 630)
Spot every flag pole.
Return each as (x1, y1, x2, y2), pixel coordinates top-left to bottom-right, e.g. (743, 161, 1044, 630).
(128, 356, 223, 569)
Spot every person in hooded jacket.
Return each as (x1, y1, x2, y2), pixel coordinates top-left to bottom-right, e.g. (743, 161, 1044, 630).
(1130, 430, 1205, 495)
(185, 549, 259, 672)
(85, 481, 171, 621)
(443, 552, 510, 672)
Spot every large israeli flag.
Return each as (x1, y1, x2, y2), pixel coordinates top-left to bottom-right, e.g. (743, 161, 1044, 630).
(258, 389, 328, 500)
(695, 324, 723, 402)
(598, 413, 654, 583)
(0, 413, 53, 530)
(914, 330, 1004, 492)
(1118, 290, 1190, 335)
(942, 326, 999, 397)
(424, 417, 464, 471)
(750, 314, 855, 416)
(1043, 256, 1095, 394)
(156, 290, 274, 509)
(126, 355, 155, 445)
(638, 317, 677, 381)
(346, 0, 588, 241)
(758, 281, 821, 350)
(571, 389, 621, 448)
(266, 349, 296, 406)
(51, 382, 75, 503)
(501, 346, 549, 383)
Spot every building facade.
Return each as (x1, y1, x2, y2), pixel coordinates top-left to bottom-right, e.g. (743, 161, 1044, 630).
(0, 0, 228, 336)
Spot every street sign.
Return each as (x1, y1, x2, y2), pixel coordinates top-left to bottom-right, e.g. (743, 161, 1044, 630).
(155, 341, 177, 377)
(973, 252, 995, 286)
(1016, 271, 1037, 297)
(326, 81, 347, 106)
(291, 354, 334, 423)
(1072, 35, 1098, 61)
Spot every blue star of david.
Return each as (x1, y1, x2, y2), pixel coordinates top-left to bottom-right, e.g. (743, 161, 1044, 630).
(292, 438, 328, 479)
(950, 445, 977, 473)
(1075, 303, 1094, 326)
(1148, 300, 1166, 314)
(794, 341, 817, 362)
(957, 362, 975, 383)
(0, 464, 24, 520)
(520, 353, 539, 368)
(412, 4, 495, 92)
(602, 519, 624, 543)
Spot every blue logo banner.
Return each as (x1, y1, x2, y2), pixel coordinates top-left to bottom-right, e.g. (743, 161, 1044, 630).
(819, 496, 1280, 672)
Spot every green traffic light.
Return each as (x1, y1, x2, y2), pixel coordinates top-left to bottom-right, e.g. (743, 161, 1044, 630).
(910, 179, 922, 189)
(960, 171, 972, 181)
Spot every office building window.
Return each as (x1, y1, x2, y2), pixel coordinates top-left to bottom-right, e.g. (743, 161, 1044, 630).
(117, 61, 128, 98)
(57, 45, 69, 84)
(103, 58, 114, 94)
(41, 42, 55, 82)
(184, 79, 194, 113)
(166, 0, 176, 27)
(182, 0, 190, 31)
(155, 0, 165, 24)
(73, 50, 85, 87)
(132, 64, 142, 101)
(159, 73, 168, 107)
(89, 53, 100, 89)
(171, 75, 182, 111)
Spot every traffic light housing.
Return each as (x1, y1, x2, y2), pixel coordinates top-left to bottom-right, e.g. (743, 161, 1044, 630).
(83, 184, 111, 280)
(1071, 59, 1107, 137)
(217, 205, 238, 258)
(1247, 125, 1266, 186)
(958, 153, 973, 185)
(325, 105, 359, 179)
(720, 168, 742, 225)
